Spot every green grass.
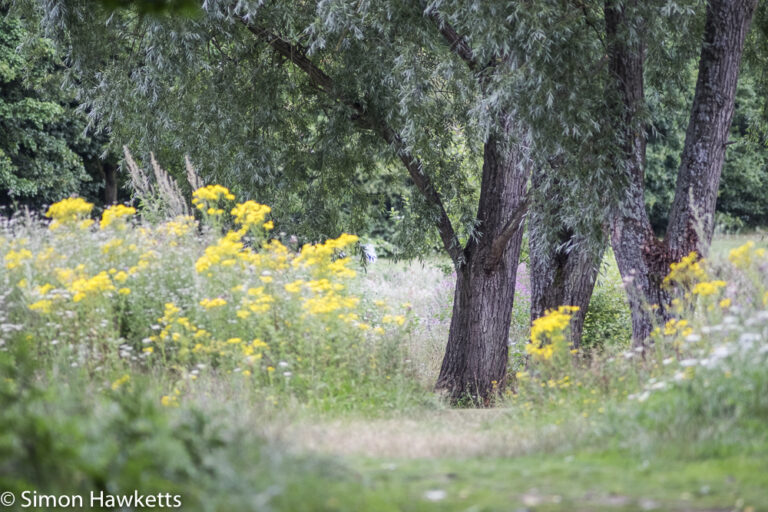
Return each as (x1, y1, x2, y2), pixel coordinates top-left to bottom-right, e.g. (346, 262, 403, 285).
(3, 208, 767, 512)
(709, 232, 768, 258)
(334, 451, 768, 511)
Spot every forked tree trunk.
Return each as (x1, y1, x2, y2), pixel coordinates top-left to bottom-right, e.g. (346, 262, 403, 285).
(605, 0, 758, 346)
(243, 13, 531, 405)
(435, 121, 529, 404)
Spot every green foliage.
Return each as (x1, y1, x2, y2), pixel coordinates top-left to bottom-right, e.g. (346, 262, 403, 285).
(96, 0, 199, 15)
(646, 69, 768, 232)
(32, 0, 699, 254)
(0, 8, 121, 209)
(0, 340, 359, 511)
(0, 12, 87, 205)
(581, 253, 632, 350)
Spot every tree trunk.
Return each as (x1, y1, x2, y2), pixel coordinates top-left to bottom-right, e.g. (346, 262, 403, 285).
(665, 0, 759, 257)
(435, 120, 529, 404)
(605, 0, 758, 346)
(103, 162, 118, 205)
(529, 180, 604, 348)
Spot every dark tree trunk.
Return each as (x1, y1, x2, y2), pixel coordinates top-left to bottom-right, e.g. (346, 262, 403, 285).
(529, 169, 603, 348)
(245, 14, 532, 406)
(530, 231, 603, 347)
(435, 120, 529, 404)
(605, 0, 660, 345)
(605, 0, 757, 346)
(665, 0, 759, 257)
(103, 162, 118, 205)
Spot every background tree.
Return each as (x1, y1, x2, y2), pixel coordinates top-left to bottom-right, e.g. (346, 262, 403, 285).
(0, 6, 120, 208)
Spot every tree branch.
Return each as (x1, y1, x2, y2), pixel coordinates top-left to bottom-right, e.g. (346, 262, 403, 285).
(484, 192, 531, 272)
(424, 9, 482, 72)
(242, 19, 463, 264)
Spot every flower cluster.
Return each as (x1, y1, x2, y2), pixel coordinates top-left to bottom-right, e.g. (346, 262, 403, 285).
(70, 271, 116, 302)
(231, 200, 272, 231)
(101, 204, 137, 230)
(526, 305, 580, 362)
(45, 197, 94, 230)
(2, 186, 410, 409)
(192, 185, 236, 217)
(663, 251, 707, 289)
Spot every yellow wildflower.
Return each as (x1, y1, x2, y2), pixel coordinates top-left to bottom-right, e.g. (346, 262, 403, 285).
(231, 201, 271, 229)
(4, 248, 33, 269)
(664, 251, 707, 288)
(192, 185, 235, 203)
(691, 280, 726, 296)
(161, 395, 179, 407)
(526, 305, 579, 361)
(29, 299, 53, 314)
(111, 374, 131, 391)
(101, 204, 136, 229)
(728, 241, 754, 268)
(200, 297, 227, 308)
(45, 197, 94, 230)
(284, 280, 304, 294)
(69, 271, 115, 302)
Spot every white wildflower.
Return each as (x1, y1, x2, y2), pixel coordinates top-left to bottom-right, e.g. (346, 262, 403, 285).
(423, 490, 446, 502)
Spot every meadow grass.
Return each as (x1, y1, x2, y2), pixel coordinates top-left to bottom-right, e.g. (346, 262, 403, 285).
(2, 193, 768, 510)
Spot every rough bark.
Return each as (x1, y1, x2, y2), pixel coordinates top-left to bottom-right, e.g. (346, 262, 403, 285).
(435, 120, 529, 403)
(245, 14, 531, 404)
(665, 0, 759, 257)
(529, 229, 603, 348)
(529, 169, 603, 347)
(427, 14, 530, 404)
(605, 0, 660, 345)
(605, 0, 758, 346)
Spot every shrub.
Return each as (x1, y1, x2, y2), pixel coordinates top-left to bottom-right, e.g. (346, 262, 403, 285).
(0, 340, 358, 511)
(581, 253, 632, 350)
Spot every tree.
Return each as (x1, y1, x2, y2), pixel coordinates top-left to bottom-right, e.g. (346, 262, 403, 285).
(0, 6, 120, 208)
(35, 0, 757, 399)
(34, 0, 547, 402)
(606, 0, 760, 345)
(0, 9, 86, 206)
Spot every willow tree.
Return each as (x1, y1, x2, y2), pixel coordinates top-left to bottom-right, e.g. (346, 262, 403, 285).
(32, 0, 637, 401)
(35, 0, 749, 398)
(28, 0, 478, 401)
